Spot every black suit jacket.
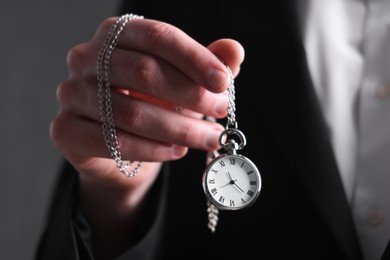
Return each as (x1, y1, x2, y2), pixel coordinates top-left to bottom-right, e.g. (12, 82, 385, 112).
(35, 0, 390, 259)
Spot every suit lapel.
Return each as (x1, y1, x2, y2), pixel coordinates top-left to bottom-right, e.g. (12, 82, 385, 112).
(253, 1, 363, 259)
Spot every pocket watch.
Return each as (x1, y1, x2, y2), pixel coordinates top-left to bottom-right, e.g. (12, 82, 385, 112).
(202, 129, 261, 210)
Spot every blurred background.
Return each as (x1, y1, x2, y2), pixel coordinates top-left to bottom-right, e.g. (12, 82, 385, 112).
(0, 1, 120, 259)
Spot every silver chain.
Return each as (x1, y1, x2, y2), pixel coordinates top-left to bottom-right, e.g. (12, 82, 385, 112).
(225, 66, 237, 129)
(205, 64, 236, 232)
(97, 14, 143, 177)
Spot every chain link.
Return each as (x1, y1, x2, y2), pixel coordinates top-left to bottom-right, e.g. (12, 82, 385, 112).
(225, 65, 237, 129)
(97, 14, 143, 177)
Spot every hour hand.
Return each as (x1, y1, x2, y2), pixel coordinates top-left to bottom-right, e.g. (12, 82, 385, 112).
(220, 182, 231, 189)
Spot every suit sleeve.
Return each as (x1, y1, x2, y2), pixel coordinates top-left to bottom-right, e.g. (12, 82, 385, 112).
(34, 160, 169, 260)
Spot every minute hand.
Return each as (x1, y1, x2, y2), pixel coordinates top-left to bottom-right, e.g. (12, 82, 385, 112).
(233, 182, 244, 193)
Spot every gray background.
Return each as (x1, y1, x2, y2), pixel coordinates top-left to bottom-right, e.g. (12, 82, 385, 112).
(0, 1, 121, 259)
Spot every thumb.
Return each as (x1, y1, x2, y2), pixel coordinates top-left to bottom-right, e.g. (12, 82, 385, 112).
(207, 38, 245, 77)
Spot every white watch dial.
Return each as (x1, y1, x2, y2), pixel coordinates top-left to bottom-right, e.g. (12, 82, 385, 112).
(203, 154, 261, 210)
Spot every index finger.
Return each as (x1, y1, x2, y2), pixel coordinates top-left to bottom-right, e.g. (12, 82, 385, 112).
(95, 17, 230, 93)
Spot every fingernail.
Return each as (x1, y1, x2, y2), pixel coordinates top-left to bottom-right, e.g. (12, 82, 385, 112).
(173, 145, 187, 157)
(206, 128, 223, 150)
(207, 68, 229, 91)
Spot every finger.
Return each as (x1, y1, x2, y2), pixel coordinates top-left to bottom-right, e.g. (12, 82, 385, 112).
(50, 112, 188, 163)
(95, 17, 230, 93)
(106, 94, 224, 151)
(207, 39, 245, 77)
(126, 90, 205, 119)
(58, 77, 205, 120)
(67, 40, 229, 118)
(107, 49, 229, 118)
(57, 79, 225, 151)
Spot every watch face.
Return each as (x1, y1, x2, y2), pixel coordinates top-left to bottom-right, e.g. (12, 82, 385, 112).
(202, 154, 261, 210)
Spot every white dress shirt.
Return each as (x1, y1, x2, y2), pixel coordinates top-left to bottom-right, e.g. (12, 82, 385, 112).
(301, 0, 390, 259)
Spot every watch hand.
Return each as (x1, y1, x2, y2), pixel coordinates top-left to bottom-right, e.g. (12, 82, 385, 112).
(233, 183, 244, 193)
(219, 182, 231, 189)
(219, 178, 236, 189)
(227, 172, 233, 181)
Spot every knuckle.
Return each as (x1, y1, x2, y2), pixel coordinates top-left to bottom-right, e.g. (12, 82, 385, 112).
(131, 56, 159, 90)
(147, 146, 162, 159)
(56, 79, 93, 115)
(181, 85, 208, 109)
(49, 112, 69, 152)
(56, 81, 72, 107)
(191, 87, 208, 106)
(97, 17, 117, 36)
(176, 120, 194, 144)
(116, 99, 147, 129)
(66, 42, 92, 74)
(144, 22, 175, 48)
(56, 79, 79, 108)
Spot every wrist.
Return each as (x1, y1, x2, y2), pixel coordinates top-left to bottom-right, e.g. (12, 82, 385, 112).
(77, 162, 162, 259)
